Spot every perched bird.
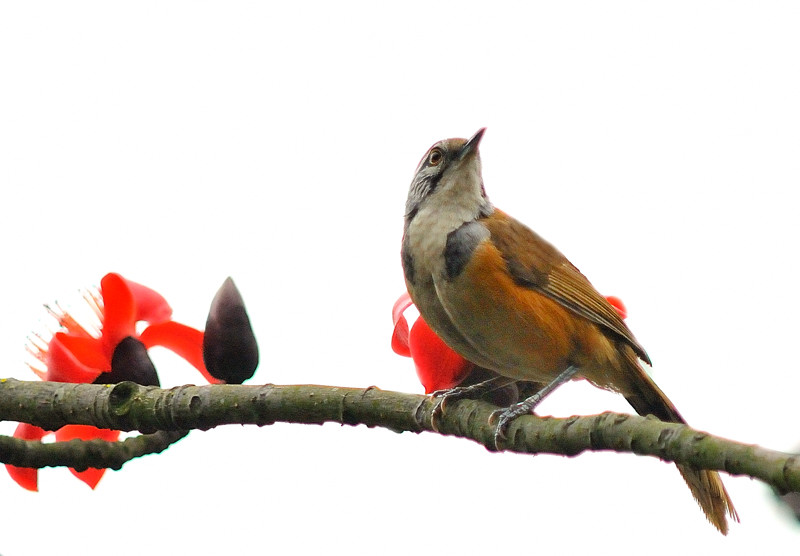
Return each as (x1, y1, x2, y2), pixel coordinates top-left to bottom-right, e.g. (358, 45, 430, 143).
(400, 128, 738, 534)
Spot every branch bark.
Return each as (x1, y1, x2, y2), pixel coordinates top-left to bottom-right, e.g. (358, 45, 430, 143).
(0, 378, 797, 493)
(0, 430, 188, 471)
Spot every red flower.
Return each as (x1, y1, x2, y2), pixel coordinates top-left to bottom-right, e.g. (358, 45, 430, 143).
(392, 292, 473, 394)
(8, 272, 219, 491)
(392, 291, 629, 394)
(603, 295, 627, 320)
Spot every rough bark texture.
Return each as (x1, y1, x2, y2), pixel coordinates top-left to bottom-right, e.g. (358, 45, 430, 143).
(0, 378, 797, 494)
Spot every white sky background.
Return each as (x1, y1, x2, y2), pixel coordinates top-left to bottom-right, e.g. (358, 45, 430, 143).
(1, 1, 799, 553)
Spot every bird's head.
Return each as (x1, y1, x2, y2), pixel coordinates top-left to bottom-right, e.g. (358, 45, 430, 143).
(404, 128, 489, 222)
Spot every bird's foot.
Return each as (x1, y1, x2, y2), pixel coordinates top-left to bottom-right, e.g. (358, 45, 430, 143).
(430, 377, 511, 432)
(489, 365, 580, 450)
(489, 398, 542, 451)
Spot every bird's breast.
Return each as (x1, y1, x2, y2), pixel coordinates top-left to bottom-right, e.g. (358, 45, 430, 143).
(402, 205, 503, 369)
(404, 201, 474, 282)
(434, 239, 579, 381)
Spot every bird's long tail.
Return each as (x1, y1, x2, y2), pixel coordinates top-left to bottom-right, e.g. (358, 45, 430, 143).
(620, 348, 739, 535)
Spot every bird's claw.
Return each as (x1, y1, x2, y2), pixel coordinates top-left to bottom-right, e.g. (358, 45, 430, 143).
(429, 386, 470, 432)
(429, 378, 506, 432)
(489, 366, 580, 450)
(429, 392, 448, 432)
(489, 400, 538, 451)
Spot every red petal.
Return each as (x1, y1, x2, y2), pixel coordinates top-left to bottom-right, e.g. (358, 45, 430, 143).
(100, 273, 175, 357)
(56, 425, 120, 489)
(409, 317, 473, 394)
(71, 467, 107, 489)
(5, 423, 49, 492)
(139, 321, 221, 384)
(605, 295, 628, 320)
(6, 464, 39, 491)
(118, 275, 173, 324)
(100, 273, 138, 356)
(54, 333, 108, 370)
(391, 293, 413, 357)
(46, 332, 105, 383)
(56, 424, 120, 442)
(15, 423, 49, 441)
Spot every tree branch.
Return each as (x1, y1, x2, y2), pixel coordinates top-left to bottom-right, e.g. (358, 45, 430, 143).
(0, 378, 797, 493)
(0, 430, 188, 471)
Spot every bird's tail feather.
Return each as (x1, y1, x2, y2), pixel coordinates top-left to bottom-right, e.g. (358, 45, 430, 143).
(620, 349, 738, 535)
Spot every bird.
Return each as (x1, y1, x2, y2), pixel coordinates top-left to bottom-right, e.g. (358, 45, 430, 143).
(400, 128, 738, 534)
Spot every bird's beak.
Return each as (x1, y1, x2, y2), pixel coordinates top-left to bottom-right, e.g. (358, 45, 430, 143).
(459, 127, 486, 160)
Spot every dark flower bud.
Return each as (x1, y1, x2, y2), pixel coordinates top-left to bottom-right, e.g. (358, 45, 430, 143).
(95, 336, 160, 387)
(203, 277, 259, 384)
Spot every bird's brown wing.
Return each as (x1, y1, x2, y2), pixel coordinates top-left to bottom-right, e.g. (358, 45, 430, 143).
(482, 209, 651, 365)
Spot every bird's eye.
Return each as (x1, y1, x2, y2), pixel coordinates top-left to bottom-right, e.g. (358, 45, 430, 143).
(428, 149, 443, 166)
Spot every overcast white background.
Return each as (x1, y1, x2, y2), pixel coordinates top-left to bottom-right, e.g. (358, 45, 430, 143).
(1, 2, 799, 554)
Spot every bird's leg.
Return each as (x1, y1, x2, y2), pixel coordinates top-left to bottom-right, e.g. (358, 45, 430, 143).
(430, 376, 516, 432)
(490, 365, 580, 450)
